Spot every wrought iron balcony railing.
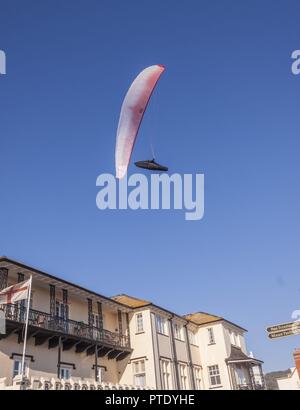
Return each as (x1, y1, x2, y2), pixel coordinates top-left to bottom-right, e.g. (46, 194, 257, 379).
(1, 303, 130, 349)
(236, 383, 264, 391)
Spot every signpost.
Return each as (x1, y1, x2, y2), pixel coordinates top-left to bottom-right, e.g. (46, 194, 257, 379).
(267, 321, 300, 340)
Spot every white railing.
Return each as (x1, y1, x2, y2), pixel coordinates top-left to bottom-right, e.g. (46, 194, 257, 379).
(0, 376, 152, 391)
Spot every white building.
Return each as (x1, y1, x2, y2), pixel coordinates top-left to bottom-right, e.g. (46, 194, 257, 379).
(277, 368, 300, 390)
(0, 257, 265, 390)
(277, 349, 300, 390)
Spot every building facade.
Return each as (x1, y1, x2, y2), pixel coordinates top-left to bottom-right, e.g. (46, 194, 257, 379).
(277, 349, 300, 390)
(113, 295, 203, 390)
(0, 257, 265, 390)
(115, 297, 265, 390)
(185, 313, 265, 390)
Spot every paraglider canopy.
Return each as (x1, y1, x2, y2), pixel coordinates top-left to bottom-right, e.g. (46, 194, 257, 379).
(115, 65, 166, 179)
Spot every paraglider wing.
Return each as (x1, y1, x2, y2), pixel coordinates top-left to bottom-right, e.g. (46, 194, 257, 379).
(115, 65, 165, 179)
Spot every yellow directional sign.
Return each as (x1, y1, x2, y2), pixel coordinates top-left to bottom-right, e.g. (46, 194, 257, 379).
(267, 321, 300, 339)
(268, 328, 300, 339)
(267, 322, 300, 333)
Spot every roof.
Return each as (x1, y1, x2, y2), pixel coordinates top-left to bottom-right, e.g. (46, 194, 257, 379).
(226, 346, 263, 365)
(184, 311, 247, 332)
(113, 295, 247, 331)
(276, 368, 295, 380)
(184, 312, 222, 325)
(113, 294, 199, 326)
(112, 294, 187, 322)
(0, 257, 248, 331)
(112, 294, 151, 308)
(0, 256, 130, 311)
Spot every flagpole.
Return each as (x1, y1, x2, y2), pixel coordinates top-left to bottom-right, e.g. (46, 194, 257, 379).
(20, 276, 32, 389)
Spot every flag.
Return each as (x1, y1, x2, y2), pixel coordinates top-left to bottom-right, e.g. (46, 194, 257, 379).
(0, 279, 31, 305)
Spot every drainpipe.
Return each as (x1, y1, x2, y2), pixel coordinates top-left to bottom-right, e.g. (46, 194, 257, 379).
(150, 312, 162, 389)
(169, 316, 180, 390)
(95, 344, 98, 382)
(184, 324, 196, 390)
(57, 336, 62, 379)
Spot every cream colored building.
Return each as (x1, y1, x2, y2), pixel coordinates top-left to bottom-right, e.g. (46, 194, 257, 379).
(113, 295, 203, 390)
(0, 257, 265, 390)
(114, 296, 265, 391)
(0, 257, 134, 390)
(184, 313, 265, 390)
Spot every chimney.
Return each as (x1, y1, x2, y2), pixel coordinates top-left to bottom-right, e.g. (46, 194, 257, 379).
(293, 349, 300, 378)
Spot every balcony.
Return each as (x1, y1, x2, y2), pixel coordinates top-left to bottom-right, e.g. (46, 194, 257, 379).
(236, 383, 264, 391)
(0, 304, 131, 360)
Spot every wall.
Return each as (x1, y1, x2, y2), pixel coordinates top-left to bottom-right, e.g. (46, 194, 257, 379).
(277, 368, 300, 390)
(118, 309, 157, 389)
(0, 333, 120, 385)
(197, 323, 231, 390)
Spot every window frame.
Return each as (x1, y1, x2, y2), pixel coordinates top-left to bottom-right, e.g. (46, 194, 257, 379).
(188, 329, 197, 346)
(132, 359, 146, 387)
(161, 359, 172, 390)
(136, 313, 144, 334)
(173, 323, 184, 341)
(207, 327, 215, 345)
(194, 366, 202, 390)
(208, 365, 222, 387)
(179, 363, 188, 389)
(97, 366, 105, 383)
(156, 314, 168, 336)
(60, 365, 72, 380)
(12, 357, 29, 379)
(229, 329, 241, 347)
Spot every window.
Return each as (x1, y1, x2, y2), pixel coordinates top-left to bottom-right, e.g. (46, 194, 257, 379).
(56, 300, 67, 319)
(179, 363, 188, 389)
(96, 367, 105, 383)
(235, 333, 241, 347)
(156, 315, 168, 335)
(229, 330, 241, 347)
(207, 328, 215, 344)
(13, 358, 29, 379)
(60, 366, 72, 380)
(133, 360, 146, 387)
(208, 365, 221, 387)
(194, 367, 202, 390)
(92, 313, 102, 329)
(161, 359, 172, 389)
(188, 330, 197, 345)
(235, 365, 247, 385)
(136, 313, 144, 333)
(173, 323, 184, 341)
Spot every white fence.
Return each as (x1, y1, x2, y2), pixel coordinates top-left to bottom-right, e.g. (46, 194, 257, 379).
(0, 376, 152, 391)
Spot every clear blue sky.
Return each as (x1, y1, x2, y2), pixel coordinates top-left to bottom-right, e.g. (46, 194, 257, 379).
(0, 0, 299, 372)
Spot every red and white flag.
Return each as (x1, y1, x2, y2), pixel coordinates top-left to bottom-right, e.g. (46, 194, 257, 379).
(0, 279, 31, 305)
